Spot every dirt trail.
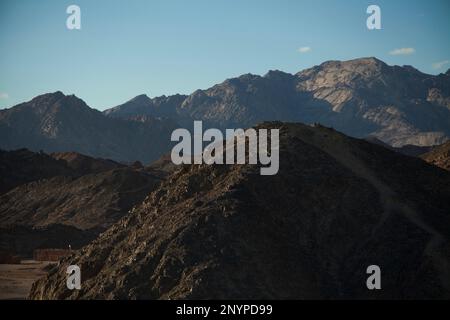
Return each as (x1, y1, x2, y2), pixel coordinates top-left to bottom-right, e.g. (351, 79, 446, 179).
(296, 127, 449, 290)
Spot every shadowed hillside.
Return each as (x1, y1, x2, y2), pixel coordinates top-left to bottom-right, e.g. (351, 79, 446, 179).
(29, 122, 450, 299)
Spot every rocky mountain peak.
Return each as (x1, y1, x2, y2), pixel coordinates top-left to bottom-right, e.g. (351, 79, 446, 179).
(23, 91, 90, 114)
(129, 94, 152, 103)
(264, 70, 295, 82)
(24, 91, 65, 109)
(300, 57, 388, 78)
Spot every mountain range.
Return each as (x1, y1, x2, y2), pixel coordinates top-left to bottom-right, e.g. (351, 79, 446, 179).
(105, 57, 450, 147)
(1, 58, 450, 166)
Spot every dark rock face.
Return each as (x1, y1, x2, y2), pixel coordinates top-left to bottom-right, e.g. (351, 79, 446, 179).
(29, 123, 450, 300)
(105, 57, 450, 148)
(421, 141, 450, 171)
(0, 148, 74, 195)
(0, 92, 178, 164)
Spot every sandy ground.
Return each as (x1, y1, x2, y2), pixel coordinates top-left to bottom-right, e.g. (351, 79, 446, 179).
(0, 260, 53, 300)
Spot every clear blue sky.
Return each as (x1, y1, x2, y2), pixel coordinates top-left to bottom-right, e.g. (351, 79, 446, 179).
(1, 0, 449, 110)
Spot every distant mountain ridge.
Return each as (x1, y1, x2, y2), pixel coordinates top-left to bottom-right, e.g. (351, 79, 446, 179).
(0, 92, 177, 163)
(105, 57, 450, 147)
(1, 58, 449, 164)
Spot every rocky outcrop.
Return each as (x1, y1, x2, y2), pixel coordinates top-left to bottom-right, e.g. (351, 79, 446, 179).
(421, 141, 450, 171)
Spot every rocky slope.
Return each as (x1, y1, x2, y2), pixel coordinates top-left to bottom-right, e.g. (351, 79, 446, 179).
(0, 92, 178, 163)
(105, 57, 450, 147)
(295, 59, 450, 146)
(421, 141, 450, 171)
(0, 148, 128, 195)
(0, 167, 162, 230)
(0, 149, 166, 257)
(29, 122, 450, 299)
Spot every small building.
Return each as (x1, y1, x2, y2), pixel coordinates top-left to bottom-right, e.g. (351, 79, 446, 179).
(33, 248, 72, 261)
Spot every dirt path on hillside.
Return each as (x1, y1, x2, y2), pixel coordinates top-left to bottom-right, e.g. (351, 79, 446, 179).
(297, 127, 450, 291)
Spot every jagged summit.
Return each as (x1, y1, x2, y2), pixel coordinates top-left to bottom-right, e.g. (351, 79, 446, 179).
(0, 92, 177, 163)
(15, 91, 92, 114)
(325, 56, 387, 68)
(47, 90, 65, 98)
(128, 94, 152, 103)
(264, 69, 295, 81)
